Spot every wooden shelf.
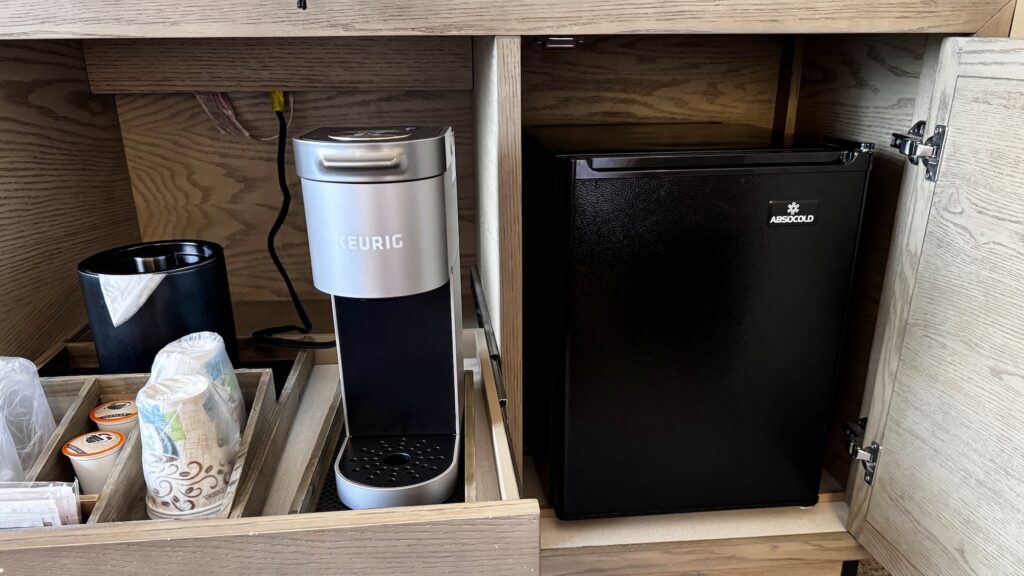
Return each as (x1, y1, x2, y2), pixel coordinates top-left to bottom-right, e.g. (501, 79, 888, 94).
(0, 0, 1008, 38)
(522, 456, 866, 574)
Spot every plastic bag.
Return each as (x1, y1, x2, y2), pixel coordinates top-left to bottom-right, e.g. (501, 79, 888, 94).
(150, 332, 246, 431)
(0, 358, 56, 473)
(0, 418, 25, 482)
(137, 374, 241, 519)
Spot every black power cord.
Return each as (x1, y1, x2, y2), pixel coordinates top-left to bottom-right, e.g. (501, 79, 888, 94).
(252, 108, 335, 350)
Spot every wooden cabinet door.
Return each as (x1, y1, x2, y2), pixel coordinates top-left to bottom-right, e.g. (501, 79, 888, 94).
(850, 36, 1024, 576)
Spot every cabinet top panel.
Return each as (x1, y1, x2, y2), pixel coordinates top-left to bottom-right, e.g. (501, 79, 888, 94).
(0, 0, 1006, 38)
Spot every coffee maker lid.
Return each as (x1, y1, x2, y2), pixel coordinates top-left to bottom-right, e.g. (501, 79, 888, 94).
(302, 126, 446, 143)
(293, 126, 451, 184)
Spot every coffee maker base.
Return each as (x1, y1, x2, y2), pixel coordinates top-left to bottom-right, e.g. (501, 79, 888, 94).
(334, 434, 460, 509)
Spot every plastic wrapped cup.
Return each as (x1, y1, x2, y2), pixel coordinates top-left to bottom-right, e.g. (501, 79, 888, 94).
(62, 430, 126, 494)
(0, 417, 25, 482)
(0, 358, 57, 472)
(137, 374, 240, 519)
(150, 332, 246, 431)
(90, 399, 139, 434)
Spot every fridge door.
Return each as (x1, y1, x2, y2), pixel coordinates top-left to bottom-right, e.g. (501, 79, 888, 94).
(557, 152, 871, 519)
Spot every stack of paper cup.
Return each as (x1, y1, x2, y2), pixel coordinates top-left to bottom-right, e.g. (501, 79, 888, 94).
(62, 430, 126, 494)
(150, 332, 246, 431)
(137, 374, 241, 519)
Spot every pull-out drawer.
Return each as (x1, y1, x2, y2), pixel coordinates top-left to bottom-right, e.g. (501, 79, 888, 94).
(0, 329, 539, 575)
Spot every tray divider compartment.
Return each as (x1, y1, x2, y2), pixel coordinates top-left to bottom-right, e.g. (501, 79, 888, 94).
(27, 377, 100, 482)
(88, 430, 146, 523)
(231, 349, 314, 518)
(260, 358, 342, 516)
(28, 370, 276, 523)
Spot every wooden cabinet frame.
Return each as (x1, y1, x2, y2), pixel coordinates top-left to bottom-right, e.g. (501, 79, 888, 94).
(2, 4, 1024, 571)
(0, 0, 1016, 37)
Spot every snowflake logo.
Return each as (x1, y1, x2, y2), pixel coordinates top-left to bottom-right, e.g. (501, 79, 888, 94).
(787, 202, 800, 215)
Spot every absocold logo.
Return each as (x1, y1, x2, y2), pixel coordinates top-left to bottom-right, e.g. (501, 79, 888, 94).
(768, 200, 819, 226)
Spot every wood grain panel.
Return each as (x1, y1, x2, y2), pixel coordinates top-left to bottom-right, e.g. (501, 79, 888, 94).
(864, 68, 1024, 576)
(82, 37, 472, 93)
(541, 503, 854, 551)
(463, 371, 478, 502)
(547, 559, 846, 576)
(260, 364, 341, 516)
(27, 378, 98, 482)
(474, 36, 523, 479)
(794, 35, 926, 487)
(472, 352, 502, 504)
(88, 431, 148, 524)
(773, 37, 806, 143)
(236, 349, 313, 518)
(1013, 0, 1024, 36)
(116, 90, 476, 304)
(0, 0, 1007, 38)
(849, 36, 952, 535)
(0, 41, 139, 361)
(676, 563, 844, 576)
(541, 533, 866, 576)
(522, 35, 781, 128)
(0, 500, 540, 576)
(975, 0, 1017, 36)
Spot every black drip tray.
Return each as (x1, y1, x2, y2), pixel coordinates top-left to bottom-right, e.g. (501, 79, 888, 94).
(340, 435, 457, 488)
(315, 433, 465, 512)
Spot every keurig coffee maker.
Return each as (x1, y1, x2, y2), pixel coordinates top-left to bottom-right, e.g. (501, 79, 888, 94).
(294, 126, 462, 509)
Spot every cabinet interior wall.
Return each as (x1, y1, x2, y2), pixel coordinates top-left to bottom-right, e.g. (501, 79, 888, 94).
(0, 38, 478, 358)
(0, 40, 138, 362)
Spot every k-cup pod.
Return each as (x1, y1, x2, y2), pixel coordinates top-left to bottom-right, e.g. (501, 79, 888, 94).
(137, 374, 240, 519)
(90, 399, 139, 434)
(62, 430, 126, 494)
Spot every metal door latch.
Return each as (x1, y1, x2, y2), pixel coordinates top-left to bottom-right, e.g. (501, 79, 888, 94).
(845, 418, 881, 485)
(536, 36, 582, 50)
(891, 121, 946, 182)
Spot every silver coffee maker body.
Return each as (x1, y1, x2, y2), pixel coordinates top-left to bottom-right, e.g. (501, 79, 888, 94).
(294, 126, 462, 509)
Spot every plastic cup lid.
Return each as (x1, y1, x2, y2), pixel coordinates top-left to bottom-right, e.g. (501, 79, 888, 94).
(62, 430, 126, 458)
(90, 399, 138, 423)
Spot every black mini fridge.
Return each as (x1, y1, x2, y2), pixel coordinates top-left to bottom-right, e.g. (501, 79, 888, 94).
(523, 124, 873, 520)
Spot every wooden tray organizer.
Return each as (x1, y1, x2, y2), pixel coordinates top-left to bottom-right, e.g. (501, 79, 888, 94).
(22, 328, 515, 523)
(0, 330, 536, 575)
(26, 368, 277, 524)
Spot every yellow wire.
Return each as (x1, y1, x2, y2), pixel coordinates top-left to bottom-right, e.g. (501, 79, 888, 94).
(270, 91, 285, 113)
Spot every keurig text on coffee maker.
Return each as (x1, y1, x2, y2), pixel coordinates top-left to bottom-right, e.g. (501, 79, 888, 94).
(293, 126, 463, 509)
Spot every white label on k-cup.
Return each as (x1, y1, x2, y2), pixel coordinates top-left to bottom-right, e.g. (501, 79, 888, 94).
(62, 431, 125, 458)
(91, 400, 138, 423)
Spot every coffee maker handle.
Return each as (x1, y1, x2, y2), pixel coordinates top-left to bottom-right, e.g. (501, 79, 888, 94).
(320, 153, 403, 170)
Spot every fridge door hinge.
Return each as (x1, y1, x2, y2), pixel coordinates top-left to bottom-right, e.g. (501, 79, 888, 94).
(536, 36, 582, 50)
(891, 121, 946, 182)
(844, 418, 881, 485)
